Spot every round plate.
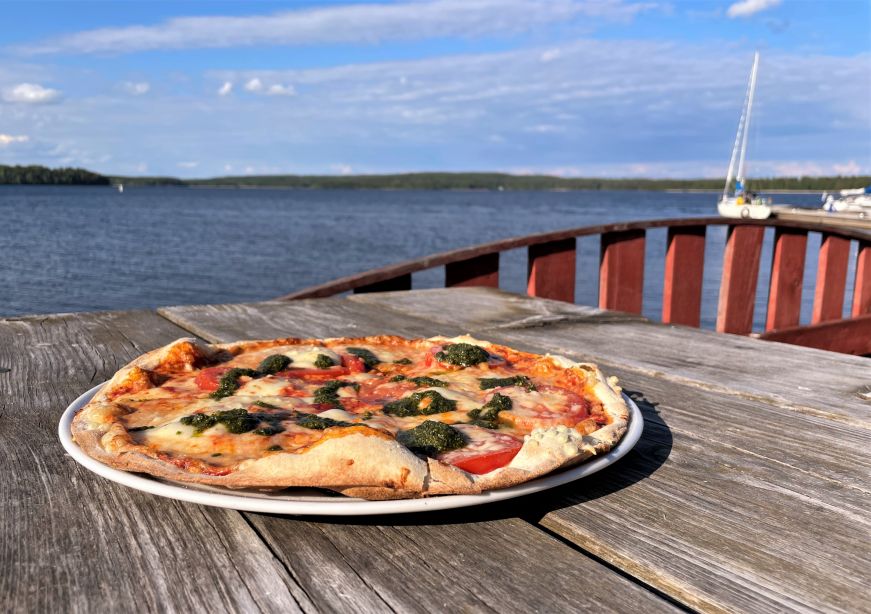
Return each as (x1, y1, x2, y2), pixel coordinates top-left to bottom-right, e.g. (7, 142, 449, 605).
(59, 383, 643, 516)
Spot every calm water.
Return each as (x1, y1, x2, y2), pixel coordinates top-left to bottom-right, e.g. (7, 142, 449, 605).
(0, 186, 834, 330)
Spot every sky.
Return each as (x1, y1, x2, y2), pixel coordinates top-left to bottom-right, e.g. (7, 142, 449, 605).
(0, 0, 869, 179)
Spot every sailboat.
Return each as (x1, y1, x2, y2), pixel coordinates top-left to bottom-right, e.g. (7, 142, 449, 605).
(718, 52, 772, 219)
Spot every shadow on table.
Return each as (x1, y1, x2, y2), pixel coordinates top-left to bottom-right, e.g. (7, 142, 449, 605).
(261, 388, 673, 527)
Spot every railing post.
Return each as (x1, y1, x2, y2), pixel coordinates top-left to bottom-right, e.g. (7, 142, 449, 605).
(445, 253, 499, 288)
(766, 228, 808, 331)
(353, 274, 412, 294)
(852, 240, 871, 317)
(600, 229, 645, 314)
(662, 225, 705, 327)
(527, 238, 576, 302)
(812, 233, 851, 324)
(717, 224, 764, 334)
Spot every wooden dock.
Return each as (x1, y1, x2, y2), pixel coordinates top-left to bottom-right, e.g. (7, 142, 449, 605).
(771, 205, 871, 231)
(4, 287, 871, 612)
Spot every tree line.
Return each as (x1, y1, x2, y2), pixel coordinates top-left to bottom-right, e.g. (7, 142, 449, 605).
(3, 165, 869, 191)
(0, 164, 109, 185)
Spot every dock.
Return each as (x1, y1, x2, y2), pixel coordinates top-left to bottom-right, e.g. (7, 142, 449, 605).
(771, 205, 871, 231)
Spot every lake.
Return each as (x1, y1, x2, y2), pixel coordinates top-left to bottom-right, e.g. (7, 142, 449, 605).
(0, 186, 835, 330)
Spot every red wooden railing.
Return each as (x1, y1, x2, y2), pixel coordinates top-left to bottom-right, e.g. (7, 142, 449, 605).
(276, 217, 871, 356)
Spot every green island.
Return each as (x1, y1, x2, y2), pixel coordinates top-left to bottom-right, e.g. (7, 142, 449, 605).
(1, 164, 868, 192)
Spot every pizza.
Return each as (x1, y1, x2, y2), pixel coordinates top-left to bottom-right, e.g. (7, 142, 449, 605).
(71, 335, 630, 500)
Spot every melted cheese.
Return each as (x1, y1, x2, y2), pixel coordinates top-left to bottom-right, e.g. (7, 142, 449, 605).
(277, 346, 343, 368)
(414, 387, 481, 412)
(237, 376, 294, 397)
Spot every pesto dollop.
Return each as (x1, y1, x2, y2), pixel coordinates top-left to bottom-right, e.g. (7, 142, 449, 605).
(181, 407, 259, 434)
(382, 390, 457, 417)
(409, 376, 448, 388)
(397, 420, 467, 457)
(393, 358, 413, 365)
(312, 380, 360, 409)
(479, 375, 536, 392)
(210, 368, 259, 400)
(180, 407, 291, 436)
(346, 347, 380, 369)
(467, 392, 513, 429)
(295, 411, 353, 430)
(256, 354, 292, 375)
(435, 343, 490, 367)
(313, 354, 336, 369)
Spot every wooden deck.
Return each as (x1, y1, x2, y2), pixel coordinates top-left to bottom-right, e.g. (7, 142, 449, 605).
(3, 287, 870, 612)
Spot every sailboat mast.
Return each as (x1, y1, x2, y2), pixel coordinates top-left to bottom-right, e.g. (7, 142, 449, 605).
(736, 51, 759, 186)
(723, 54, 757, 200)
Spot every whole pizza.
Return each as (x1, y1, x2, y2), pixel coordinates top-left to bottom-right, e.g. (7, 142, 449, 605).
(71, 335, 630, 500)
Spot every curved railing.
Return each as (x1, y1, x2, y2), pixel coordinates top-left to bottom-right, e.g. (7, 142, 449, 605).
(276, 217, 871, 355)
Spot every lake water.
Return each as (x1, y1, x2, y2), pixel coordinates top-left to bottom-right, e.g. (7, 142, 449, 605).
(0, 186, 837, 330)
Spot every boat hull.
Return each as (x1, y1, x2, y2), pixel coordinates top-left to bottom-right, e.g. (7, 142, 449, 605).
(718, 200, 771, 219)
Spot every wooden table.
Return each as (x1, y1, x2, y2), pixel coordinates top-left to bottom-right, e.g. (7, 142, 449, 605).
(2, 287, 869, 613)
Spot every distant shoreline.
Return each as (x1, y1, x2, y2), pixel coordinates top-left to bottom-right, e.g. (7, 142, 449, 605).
(2, 164, 868, 192)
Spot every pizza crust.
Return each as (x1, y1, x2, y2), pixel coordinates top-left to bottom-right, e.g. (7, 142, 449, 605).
(71, 334, 630, 500)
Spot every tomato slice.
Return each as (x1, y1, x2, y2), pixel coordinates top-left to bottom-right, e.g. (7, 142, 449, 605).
(451, 446, 522, 474)
(439, 425, 523, 475)
(194, 367, 232, 392)
(279, 367, 350, 381)
(341, 354, 367, 373)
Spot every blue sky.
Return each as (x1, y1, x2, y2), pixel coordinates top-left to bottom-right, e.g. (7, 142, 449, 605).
(0, 0, 869, 178)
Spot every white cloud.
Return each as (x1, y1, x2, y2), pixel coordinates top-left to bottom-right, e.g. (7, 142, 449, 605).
(2, 82, 60, 104)
(727, 0, 781, 18)
(244, 78, 263, 92)
(18, 0, 657, 55)
(0, 134, 30, 146)
(217, 81, 233, 96)
(121, 81, 150, 95)
(266, 83, 296, 96)
(177, 161, 199, 168)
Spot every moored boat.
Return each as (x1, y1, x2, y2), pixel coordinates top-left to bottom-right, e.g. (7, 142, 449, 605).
(718, 52, 772, 220)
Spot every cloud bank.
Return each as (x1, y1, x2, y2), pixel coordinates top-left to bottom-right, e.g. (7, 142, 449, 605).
(18, 0, 657, 55)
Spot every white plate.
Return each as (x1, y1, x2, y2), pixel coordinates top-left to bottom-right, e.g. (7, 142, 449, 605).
(59, 383, 643, 516)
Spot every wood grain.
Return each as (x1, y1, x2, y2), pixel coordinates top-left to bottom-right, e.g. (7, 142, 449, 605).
(812, 233, 851, 324)
(160, 299, 680, 613)
(765, 227, 807, 331)
(717, 225, 765, 334)
(662, 225, 705, 327)
(0, 311, 306, 613)
(852, 240, 871, 317)
(599, 229, 645, 314)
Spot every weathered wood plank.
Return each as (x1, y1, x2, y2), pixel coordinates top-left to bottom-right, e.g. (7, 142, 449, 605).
(599, 229, 645, 314)
(161, 299, 679, 613)
(662, 225, 705, 327)
(765, 227, 807, 331)
(445, 252, 499, 288)
(527, 238, 576, 303)
(0, 311, 307, 614)
(533, 399, 871, 614)
(717, 225, 765, 334)
(812, 233, 851, 323)
(407, 323, 871, 612)
(759, 313, 871, 356)
(853, 240, 871, 316)
(357, 288, 871, 426)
